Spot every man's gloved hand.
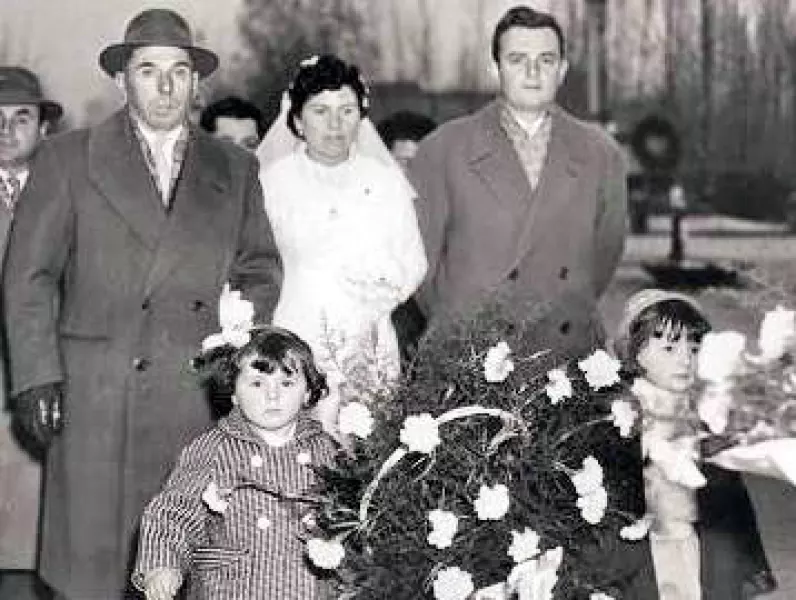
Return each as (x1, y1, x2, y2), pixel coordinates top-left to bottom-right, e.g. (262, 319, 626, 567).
(12, 383, 63, 452)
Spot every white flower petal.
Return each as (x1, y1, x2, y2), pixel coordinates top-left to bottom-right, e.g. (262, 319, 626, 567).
(306, 538, 345, 570)
(473, 483, 510, 521)
(578, 350, 621, 390)
(433, 566, 475, 600)
(400, 413, 441, 454)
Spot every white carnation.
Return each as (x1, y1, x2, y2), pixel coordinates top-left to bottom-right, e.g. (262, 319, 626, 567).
(610, 399, 638, 438)
(427, 509, 459, 549)
(338, 402, 374, 439)
(578, 350, 621, 390)
(306, 537, 345, 570)
(756, 305, 796, 363)
(577, 486, 608, 524)
(545, 368, 573, 404)
(400, 413, 441, 454)
(571, 456, 604, 496)
(473, 483, 510, 521)
(433, 566, 475, 600)
(484, 341, 515, 383)
(507, 527, 541, 563)
(697, 331, 746, 383)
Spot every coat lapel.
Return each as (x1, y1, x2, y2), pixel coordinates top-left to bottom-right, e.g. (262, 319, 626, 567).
(141, 130, 232, 297)
(466, 101, 533, 211)
(511, 106, 584, 263)
(87, 111, 167, 250)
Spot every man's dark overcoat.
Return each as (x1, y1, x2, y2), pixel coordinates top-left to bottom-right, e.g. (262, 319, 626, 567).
(409, 102, 627, 360)
(2, 110, 282, 599)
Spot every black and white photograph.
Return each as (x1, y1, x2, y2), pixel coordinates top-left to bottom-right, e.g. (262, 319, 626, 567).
(0, 0, 794, 598)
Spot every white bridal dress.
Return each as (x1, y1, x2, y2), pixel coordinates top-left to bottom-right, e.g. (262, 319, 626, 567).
(260, 144, 427, 429)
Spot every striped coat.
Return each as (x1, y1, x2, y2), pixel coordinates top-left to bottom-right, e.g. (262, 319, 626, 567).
(134, 408, 337, 600)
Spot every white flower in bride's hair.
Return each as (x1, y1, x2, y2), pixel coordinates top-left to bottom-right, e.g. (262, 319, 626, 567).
(300, 55, 320, 68)
(610, 399, 638, 438)
(507, 527, 541, 563)
(201, 482, 231, 514)
(484, 341, 514, 383)
(306, 537, 345, 570)
(338, 402, 374, 439)
(400, 413, 441, 454)
(697, 331, 746, 383)
(473, 483, 510, 521)
(545, 368, 573, 404)
(201, 283, 255, 351)
(578, 350, 621, 390)
(427, 509, 459, 549)
(433, 566, 475, 600)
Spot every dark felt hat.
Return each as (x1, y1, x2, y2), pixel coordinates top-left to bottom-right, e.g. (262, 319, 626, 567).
(0, 66, 63, 122)
(99, 9, 218, 78)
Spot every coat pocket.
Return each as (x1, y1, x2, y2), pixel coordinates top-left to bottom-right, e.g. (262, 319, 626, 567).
(190, 546, 252, 600)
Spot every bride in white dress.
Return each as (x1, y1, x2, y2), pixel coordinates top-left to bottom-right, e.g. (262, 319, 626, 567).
(257, 55, 427, 435)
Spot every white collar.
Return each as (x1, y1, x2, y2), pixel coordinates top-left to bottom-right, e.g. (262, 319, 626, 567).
(254, 421, 298, 447)
(507, 106, 548, 138)
(132, 116, 185, 155)
(0, 166, 29, 189)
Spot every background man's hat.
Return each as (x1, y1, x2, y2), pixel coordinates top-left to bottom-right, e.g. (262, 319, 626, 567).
(99, 9, 218, 78)
(0, 67, 63, 122)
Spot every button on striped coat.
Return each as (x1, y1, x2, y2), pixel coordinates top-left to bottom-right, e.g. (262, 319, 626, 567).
(134, 408, 337, 599)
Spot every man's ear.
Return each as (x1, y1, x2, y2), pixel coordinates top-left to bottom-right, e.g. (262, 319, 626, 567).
(556, 59, 569, 87)
(230, 393, 240, 406)
(114, 71, 128, 99)
(38, 120, 50, 139)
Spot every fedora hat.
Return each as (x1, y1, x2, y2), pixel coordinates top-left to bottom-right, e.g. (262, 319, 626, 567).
(0, 66, 63, 122)
(99, 9, 218, 78)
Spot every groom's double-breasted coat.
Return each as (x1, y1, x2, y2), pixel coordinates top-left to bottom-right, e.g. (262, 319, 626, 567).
(2, 109, 282, 599)
(409, 101, 628, 360)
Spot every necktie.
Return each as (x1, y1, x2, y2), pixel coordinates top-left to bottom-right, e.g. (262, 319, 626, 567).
(2, 174, 21, 211)
(152, 134, 171, 206)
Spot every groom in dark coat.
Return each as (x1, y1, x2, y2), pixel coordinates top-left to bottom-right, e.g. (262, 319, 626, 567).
(2, 9, 281, 599)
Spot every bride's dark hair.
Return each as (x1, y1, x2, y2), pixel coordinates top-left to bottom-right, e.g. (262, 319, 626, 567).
(286, 54, 369, 138)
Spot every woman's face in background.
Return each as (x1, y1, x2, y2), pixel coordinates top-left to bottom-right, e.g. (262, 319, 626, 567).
(298, 85, 361, 166)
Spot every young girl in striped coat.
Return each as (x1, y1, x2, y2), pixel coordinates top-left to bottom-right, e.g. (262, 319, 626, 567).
(133, 325, 338, 600)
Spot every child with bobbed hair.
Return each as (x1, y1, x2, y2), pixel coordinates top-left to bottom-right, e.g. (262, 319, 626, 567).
(614, 289, 776, 600)
(133, 325, 338, 600)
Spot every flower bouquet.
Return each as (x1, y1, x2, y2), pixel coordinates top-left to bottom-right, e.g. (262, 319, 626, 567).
(697, 306, 796, 484)
(305, 306, 649, 599)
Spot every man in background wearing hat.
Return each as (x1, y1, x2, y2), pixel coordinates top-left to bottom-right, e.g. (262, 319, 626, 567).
(2, 9, 281, 599)
(0, 66, 62, 600)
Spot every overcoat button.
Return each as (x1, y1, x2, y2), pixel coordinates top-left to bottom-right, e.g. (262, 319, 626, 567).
(559, 267, 569, 280)
(559, 321, 571, 335)
(133, 357, 150, 371)
(190, 300, 205, 311)
(508, 268, 519, 281)
(141, 299, 150, 310)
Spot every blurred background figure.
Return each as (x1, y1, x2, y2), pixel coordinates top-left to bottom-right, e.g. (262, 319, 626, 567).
(0, 65, 62, 600)
(377, 110, 437, 360)
(376, 110, 436, 172)
(200, 95, 266, 152)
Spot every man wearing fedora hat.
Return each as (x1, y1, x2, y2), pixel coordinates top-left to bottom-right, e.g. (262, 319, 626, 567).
(0, 66, 62, 600)
(2, 9, 281, 599)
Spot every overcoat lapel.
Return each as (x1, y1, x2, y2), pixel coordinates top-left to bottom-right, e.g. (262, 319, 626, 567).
(467, 102, 533, 212)
(141, 131, 232, 297)
(511, 107, 584, 264)
(87, 111, 167, 249)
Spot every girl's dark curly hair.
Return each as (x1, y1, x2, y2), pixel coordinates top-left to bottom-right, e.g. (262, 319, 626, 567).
(615, 299, 712, 379)
(193, 325, 328, 412)
(286, 54, 369, 138)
